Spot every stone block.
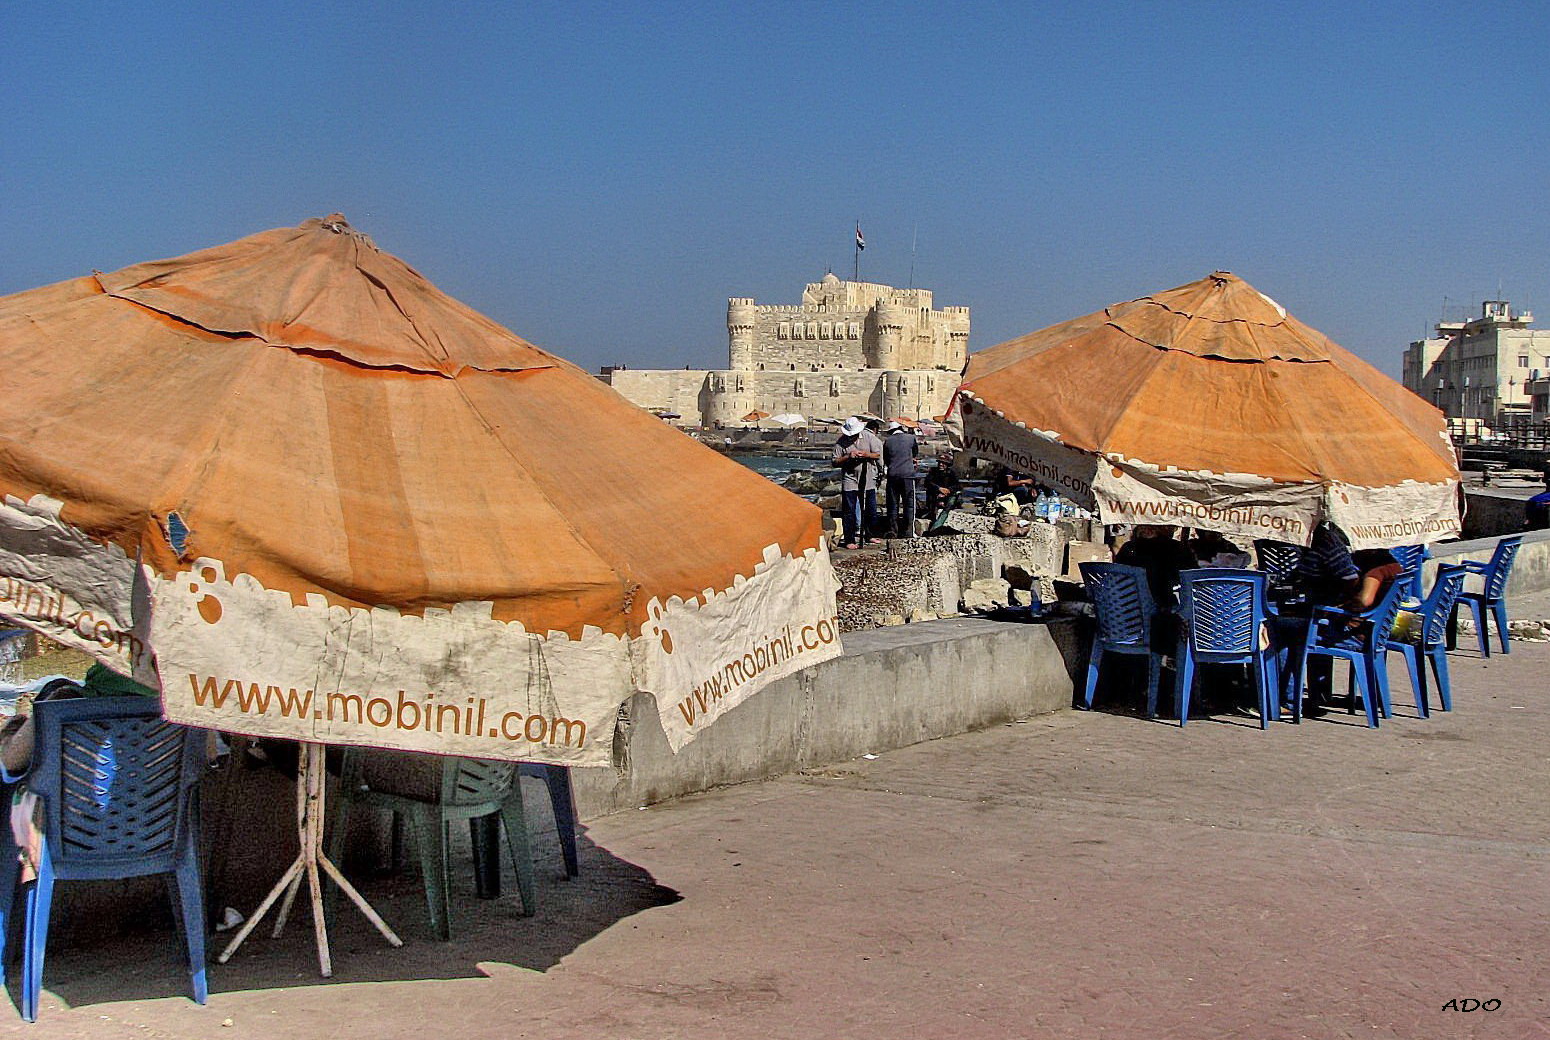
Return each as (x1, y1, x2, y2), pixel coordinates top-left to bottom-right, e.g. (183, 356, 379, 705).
(962, 577, 1011, 612)
(1064, 539, 1113, 581)
(1002, 524, 1065, 577)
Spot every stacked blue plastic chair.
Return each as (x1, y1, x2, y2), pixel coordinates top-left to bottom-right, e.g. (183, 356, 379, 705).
(1289, 579, 1409, 728)
(1175, 569, 1282, 729)
(517, 764, 579, 879)
(1079, 562, 1162, 717)
(1449, 535, 1522, 657)
(1388, 544, 1431, 601)
(0, 695, 207, 1021)
(1386, 563, 1469, 717)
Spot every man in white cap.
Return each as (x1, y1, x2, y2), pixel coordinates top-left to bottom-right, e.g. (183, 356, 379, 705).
(833, 416, 882, 548)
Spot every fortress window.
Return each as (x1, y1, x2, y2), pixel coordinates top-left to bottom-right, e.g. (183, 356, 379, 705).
(849, 323, 860, 338)
(778, 324, 790, 339)
(806, 323, 817, 339)
(819, 323, 831, 339)
(789, 363, 796, 371)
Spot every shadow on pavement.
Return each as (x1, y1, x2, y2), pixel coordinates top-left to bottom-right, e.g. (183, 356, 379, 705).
(5, 784, 681, 1014)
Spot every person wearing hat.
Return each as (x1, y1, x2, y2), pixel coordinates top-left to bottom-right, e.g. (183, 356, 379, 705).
(833, 416, 883, 548)
(882, 420, 921, 538)
(924, 451, 962, 515)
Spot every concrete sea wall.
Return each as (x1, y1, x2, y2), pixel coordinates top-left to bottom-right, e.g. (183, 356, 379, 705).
(574, 616, 1082, 817)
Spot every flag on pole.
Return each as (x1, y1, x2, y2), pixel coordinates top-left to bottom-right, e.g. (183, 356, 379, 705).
(855, 223, 865, 251)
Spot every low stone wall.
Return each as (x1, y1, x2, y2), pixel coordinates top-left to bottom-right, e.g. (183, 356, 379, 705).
(1462, 488, 1533, 540)
(1427, 528, 1550, 596)
(572, 616, 1082, 817)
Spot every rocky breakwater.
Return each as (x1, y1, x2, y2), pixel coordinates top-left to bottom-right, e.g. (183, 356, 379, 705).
(833, 525, 1088, 632)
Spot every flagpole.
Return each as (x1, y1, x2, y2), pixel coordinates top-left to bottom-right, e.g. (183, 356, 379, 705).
(853, 219, 860, 282)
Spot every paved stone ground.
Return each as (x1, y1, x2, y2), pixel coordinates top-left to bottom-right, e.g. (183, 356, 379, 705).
(9, 597, 1550, 1039)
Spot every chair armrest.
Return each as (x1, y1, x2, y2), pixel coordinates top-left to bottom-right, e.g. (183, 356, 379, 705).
(1459, 560, 1491, 574)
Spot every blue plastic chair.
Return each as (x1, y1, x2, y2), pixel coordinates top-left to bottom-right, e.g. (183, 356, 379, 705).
(1174, 569, 1283, 729)
(1385, 563, 1469, 717)
(1449, 535, 1522, 657)
(1289, 578, 1409, 728)
(1253, 540, 1305, 585)
(1079, 562, 1163, 717)
(0, 695, 207, 1021)
(1388, 544, 1431, 601)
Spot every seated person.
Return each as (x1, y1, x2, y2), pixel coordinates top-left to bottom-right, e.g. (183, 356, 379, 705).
(1345, 548, 1404, 610)
(1526, 471, 1550, 530)
(992, 465, 1035, 505)
(1293, 524, 1401, 715)
(1114, 524, 1196, 610)
(923, 453, 962, 514)
(1187, 529, 1251, 568)
(0, 664, 158, 777)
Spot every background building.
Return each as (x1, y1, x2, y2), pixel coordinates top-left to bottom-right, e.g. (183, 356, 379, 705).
(1402, 300, 1548, 424)
(603, 274, 970, 425)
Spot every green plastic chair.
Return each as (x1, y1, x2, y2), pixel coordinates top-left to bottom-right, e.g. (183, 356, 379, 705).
(329, 750, 534, 940)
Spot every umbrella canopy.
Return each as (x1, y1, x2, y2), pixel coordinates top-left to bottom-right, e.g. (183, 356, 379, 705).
(741, 410, 772, 423)
(955, 271, 1459, 549)
(0, 216, 841, 765)
(768, 413, 806, 427)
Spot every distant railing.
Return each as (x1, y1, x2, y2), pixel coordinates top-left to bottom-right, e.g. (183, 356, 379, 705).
(1454, 416, 1550, 452)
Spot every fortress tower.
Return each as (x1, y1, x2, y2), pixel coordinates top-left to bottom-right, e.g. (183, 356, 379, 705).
(602, 274, 970, 427)
(725, 274, 969, 375)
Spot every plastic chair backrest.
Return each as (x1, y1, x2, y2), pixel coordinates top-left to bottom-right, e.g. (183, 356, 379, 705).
(1252, 540, 1304, 583)
(1484, 535, 1523, 601)
(1389, 544, 1429, 598)
(1362, 578, 1409, 649)
(1178, 568, 1266, 655)
(443, 757, 518, 809)
(28, 695, 203, 876)
(1419, 564, 1469, 647)
(1080, 563, 1155, 647)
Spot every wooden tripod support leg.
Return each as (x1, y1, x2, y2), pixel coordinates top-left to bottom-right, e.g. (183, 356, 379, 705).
(217, 742, 403, 976)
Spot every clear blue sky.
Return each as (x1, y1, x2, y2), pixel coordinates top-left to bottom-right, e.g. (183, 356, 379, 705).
(4, 1, 1546, 376)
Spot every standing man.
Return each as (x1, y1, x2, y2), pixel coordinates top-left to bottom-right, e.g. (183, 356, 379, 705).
(833, 417, 881, 549)
(882, 421, 921, 538)
(862, 419, 886, 542)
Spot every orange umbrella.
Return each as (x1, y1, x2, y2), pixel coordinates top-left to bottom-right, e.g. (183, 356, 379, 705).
(742, 410, 772, 422)
(955, 271, 1459, 548)
(0, 216, 842, 765)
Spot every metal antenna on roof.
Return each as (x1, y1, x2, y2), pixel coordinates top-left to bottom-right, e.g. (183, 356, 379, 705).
(909, 225, 917, 288)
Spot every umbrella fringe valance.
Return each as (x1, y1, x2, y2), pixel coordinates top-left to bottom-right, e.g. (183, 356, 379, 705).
(954, 272, 1461, 550)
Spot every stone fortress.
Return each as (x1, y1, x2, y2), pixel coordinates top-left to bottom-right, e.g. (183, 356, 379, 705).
(602, 273, 970, 425)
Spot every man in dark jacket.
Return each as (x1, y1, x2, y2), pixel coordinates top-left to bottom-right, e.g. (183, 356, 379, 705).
(881, 421, 920, 538)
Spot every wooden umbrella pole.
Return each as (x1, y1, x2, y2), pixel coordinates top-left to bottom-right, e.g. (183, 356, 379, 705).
(218, 741, 403, 976)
